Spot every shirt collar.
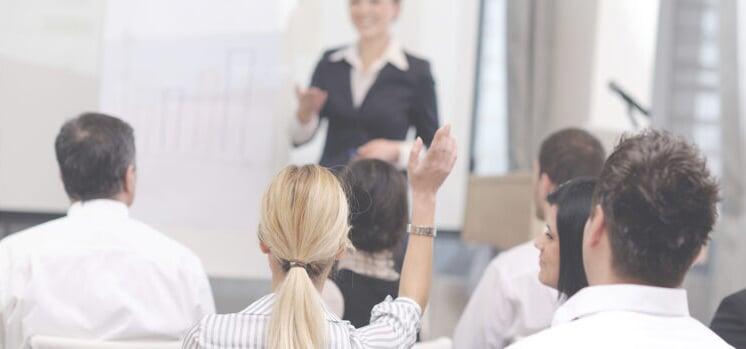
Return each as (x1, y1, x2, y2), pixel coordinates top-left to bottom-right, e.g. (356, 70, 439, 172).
(67, 199, 130, 219)
(552, 284, 690, 326)
(337, 249, 399, 281)
(329, 38, 409, 72)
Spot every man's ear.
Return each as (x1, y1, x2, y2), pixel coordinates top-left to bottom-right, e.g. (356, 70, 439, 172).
(540, 173, 555, 195)
(260, 241, 271, 254)
(587, 205, 607, 247)
(123, 165, 136, 195)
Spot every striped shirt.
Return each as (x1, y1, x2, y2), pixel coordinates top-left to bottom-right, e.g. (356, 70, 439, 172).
(182, 294, 421, 349)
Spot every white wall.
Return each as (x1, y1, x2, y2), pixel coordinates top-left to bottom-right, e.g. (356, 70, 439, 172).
(588, 0, 659, 134)
(285, 0, 480, 230)
(549, 0, 599, 131)
(0, 0, 103, 212)
(544, 0, 659, 151)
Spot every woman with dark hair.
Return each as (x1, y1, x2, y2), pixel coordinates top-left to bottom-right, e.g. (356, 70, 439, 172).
(534, 177, 597, 298)
(328, 159, 409, 328)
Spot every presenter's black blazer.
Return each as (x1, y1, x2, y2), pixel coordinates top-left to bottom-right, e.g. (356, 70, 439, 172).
(301, 48, 439, 168)
(712, 289, 746, 348)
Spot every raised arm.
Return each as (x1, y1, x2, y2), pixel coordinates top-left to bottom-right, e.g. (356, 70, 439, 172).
(398, 124, 457, 310)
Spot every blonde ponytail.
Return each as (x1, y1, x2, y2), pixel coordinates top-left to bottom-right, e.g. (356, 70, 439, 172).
(270, 267, 326, 349)
(259, 165, 351, 349)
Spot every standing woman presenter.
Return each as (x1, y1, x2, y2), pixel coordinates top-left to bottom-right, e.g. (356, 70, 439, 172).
(292, 0, 439, 168)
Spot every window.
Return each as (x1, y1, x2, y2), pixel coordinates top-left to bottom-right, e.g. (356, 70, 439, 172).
(660, 0, 723, 176)
(470, 0, 508, 175)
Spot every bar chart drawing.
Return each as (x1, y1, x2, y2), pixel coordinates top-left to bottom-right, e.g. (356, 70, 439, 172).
(101, 35, 280, 166)
(99, 24, 284, 229)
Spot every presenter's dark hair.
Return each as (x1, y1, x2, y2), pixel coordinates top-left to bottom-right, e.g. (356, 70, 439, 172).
(547, 177, 596, 298)
(338, 159, 408, 252)
(539, 128, 605, 184)
(55, 112, 135, 201)
(593, 130, 719, 287)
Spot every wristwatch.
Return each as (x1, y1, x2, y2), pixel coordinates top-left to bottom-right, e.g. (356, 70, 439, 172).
(407, 224, 437, 238)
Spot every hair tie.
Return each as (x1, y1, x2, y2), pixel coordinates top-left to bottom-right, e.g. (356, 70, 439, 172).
(287, 260, 309, 270)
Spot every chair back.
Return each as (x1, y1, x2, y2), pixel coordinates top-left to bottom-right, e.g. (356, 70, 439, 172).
(30, 336, 181, 349)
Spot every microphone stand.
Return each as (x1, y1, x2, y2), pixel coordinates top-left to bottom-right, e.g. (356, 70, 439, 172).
(608, 81, 650, 130)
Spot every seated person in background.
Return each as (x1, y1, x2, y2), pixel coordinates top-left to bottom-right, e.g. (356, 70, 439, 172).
(182, 126, 457, 348)
(711, 289, 746, 348)
(0, 113, 215, 348)
(534, 177, 596, 299)
(331, 159, 408, 328)
(454, 128, 605, 348)
(509, 130, 732, 348)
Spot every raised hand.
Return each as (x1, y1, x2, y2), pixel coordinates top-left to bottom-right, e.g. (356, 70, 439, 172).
(398, 124, 457, 311)
(407, 124, 457, 195)
(295, 86, 328, 124)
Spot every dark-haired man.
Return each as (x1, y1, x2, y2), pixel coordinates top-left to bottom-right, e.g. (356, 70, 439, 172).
(509, 130, 731, 348)
(454, 128, 605, 348)
(0, 113, 215, 347)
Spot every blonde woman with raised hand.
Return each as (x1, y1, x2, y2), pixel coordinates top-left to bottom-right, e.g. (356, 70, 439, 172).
(182, 125, 457, 349)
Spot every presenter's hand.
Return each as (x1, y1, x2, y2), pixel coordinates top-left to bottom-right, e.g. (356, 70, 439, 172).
(408, 125, 457, 195)
(357, 139, 402, 164)
(295, 86, 328, 124)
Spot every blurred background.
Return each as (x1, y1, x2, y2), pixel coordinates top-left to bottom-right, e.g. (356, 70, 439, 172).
(1, 0, 745, 339)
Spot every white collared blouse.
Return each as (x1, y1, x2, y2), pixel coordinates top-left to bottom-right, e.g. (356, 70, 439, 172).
(291, 39, 416, 168)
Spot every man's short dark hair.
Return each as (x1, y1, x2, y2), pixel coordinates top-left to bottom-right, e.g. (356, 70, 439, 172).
(55, 112, 136, 201)
(547, 177, 596, 298)
(338, 159, 408, 252)
(594, 130, 719, 287)
(539, 128, 606, 185)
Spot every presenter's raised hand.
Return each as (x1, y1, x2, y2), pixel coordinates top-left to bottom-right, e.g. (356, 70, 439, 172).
(295, 86, 328, 124)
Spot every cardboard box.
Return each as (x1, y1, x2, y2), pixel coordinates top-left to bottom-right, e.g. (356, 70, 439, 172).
(462, 172, 545, 249)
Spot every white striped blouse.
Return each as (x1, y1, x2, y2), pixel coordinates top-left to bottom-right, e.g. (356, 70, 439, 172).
(182, 293, 421, 349)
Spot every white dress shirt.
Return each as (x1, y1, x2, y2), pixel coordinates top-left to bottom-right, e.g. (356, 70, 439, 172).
(291, 39, 414, 168)
(508, 284, 734, 349)
(453, 241, 558, 348)
(0, 199, 215, 348)
(183, 294, 421, 349)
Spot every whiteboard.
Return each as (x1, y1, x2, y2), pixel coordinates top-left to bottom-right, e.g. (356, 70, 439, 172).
(99, 0, 288, 278)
